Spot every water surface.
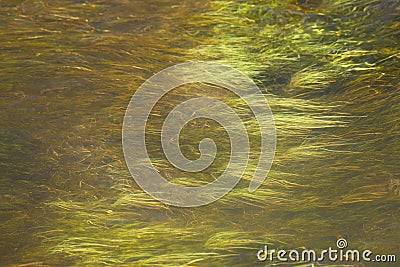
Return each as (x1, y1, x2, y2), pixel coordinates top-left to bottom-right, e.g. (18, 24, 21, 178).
(0, 0, 399, 266)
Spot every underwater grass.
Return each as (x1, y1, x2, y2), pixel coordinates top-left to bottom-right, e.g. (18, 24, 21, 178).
(1, 0, 399, 266)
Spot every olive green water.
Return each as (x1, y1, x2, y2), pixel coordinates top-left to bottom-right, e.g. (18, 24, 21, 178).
(0, 0, 399, 266)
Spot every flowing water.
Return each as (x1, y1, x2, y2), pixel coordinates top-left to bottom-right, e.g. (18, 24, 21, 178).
(0, 0, 399, 266)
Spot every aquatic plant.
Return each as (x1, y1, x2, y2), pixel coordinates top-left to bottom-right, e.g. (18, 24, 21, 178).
(1, 0, 399, 266)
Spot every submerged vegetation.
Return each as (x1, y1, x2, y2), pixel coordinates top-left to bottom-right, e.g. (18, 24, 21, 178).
(0, 0, 399, 266)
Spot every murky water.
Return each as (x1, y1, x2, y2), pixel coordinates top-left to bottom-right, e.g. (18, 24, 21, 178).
(1, 0, 399, 266)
